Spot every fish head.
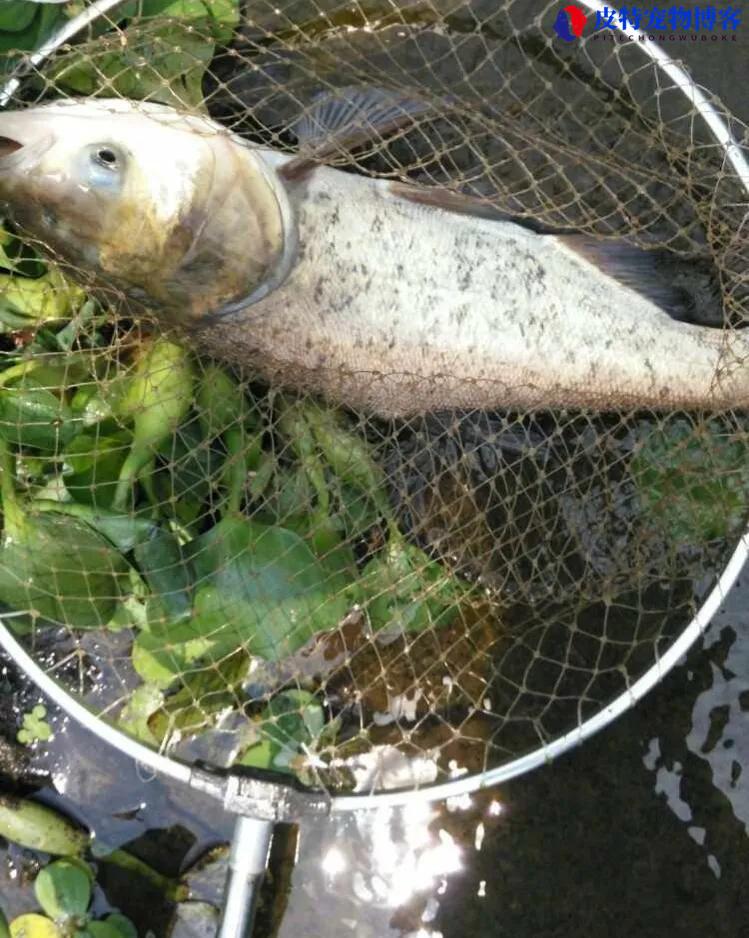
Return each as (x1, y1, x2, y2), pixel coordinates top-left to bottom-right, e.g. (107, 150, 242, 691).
(0, 98, 292, 322)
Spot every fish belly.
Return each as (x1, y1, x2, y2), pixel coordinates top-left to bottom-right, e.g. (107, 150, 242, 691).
(201, 159, 747, 416)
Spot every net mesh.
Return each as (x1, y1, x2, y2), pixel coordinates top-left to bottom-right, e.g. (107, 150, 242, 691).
(0, 0, 747, 796)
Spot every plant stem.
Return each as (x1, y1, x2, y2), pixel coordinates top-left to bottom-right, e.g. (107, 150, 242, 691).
(224, 426, 247, 516)
(0, 437, 24, 536)
(113, 447, 149, 511)
(97, 847, 186, 903)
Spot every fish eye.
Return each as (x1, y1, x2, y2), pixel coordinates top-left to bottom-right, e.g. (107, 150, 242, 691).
(92, 146, 120, 169)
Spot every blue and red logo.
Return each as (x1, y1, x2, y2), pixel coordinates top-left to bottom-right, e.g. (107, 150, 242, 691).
(553, 4, 588, 40)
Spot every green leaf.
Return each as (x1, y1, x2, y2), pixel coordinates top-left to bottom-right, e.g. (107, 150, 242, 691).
(9, 916, 62, 938)
(48, 10, 230, 109)
(0, 511, 129, 629)
(147, 649, 250, 738)
(195, 365, 256, 437)
(186, 516, 352, 660)
(238, 690, 329, 773)
(102, 916, 137, 938)
(0, 908, 10, 938)
(360, 540, 469, 634)
(35, 860, 92, 922)
(0, 382, 77, 452)
(17, 705, 52, 746)
(131, 624, 209, 688)
(32, 500, 158, 554)
(153, 415, 221, 510)
(78, 924, 126, 938)
(0, 272, 86, 327)
(112, 340, 195, 510)
(63, 432, 132, 510)
(0, 795, 89, 855)
(0, 3, 67, 61)
(0, 3, 36, 34)
(118, 683, 164, 745)
(134, 529, 194, 621)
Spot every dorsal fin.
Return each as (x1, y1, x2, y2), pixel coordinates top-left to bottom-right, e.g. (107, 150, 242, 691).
(280, 86, 438, 181)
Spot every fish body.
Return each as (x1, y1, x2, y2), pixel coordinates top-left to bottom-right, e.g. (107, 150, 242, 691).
(0, 98, 744, 416)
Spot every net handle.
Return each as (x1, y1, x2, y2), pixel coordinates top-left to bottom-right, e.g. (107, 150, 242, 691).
(0, 0, 746, 819)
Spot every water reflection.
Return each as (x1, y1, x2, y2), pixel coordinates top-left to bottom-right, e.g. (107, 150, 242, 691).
(279, 793, 499, 937)
(638, 573, 749, 886)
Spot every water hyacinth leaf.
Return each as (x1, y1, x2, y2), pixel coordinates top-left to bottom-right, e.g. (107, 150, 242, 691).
(360, 540, 470, 634)
(195, 364, 254, 438)
(9, 917, 62, 938)
(195, 365, 261, 513)
(49, 0, 240, 108)
(131, 623, 214, 688)
(0, 2, 66, 59)
(0, 382, 77, 452)
(0, 3, 36, 34)
(112, 339, 195, 510)
(304, 405, 389, 507)
(102, 916, 137, 938)
(0, 272, 86, 330)
(154, 416, 221, 509)
(147, 650, 250, 739)
(186, 516, 352, 661)
(141, 0, 240, 43)
(0, 795, 88, 855)
(0, 229, 22, 277)
(257, 465, 316, 526)
(35, 860, 92, 922)
(63, 432, 132, 509)
(239, 690, 331, 774)
(303, 516, 358, 588)
(32, 500, 158, 554)
(134, 529, 194, 621)
(78, 923, 128, 938)
(118, 683, 164, 744)
(237, 738, 274, 771)
(0, 511, 129, 629)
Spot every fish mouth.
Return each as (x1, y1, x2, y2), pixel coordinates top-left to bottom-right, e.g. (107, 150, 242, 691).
(0, 112, 55, 175)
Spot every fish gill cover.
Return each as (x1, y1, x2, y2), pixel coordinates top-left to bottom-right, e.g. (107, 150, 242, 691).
(0, 0, 745, 796)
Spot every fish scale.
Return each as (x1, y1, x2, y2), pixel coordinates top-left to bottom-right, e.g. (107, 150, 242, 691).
(202, 149, 749, 416)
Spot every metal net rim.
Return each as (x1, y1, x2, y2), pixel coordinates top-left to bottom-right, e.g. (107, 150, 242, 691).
(0, 0, 746, 817)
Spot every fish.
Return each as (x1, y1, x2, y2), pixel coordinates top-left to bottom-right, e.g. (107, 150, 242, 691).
(0, 93, 745, 417)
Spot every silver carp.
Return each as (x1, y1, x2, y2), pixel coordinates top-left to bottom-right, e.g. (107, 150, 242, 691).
(0, 96, 744, 416)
